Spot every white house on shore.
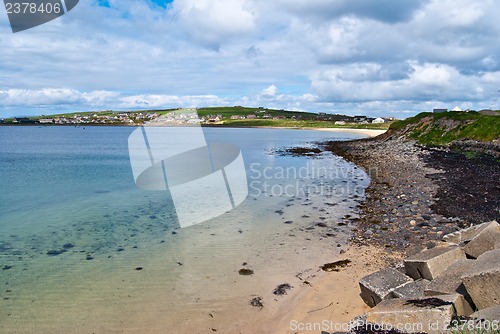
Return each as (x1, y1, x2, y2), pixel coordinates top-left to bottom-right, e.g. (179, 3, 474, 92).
(451, 106, 462, 112)
(372, 117, 385, 124)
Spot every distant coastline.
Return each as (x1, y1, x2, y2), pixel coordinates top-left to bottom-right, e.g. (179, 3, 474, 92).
(0, 106, 392, 131)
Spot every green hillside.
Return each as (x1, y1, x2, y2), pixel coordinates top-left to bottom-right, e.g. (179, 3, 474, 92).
(0, 106, 392, 130)
(389, 111, 500, 145)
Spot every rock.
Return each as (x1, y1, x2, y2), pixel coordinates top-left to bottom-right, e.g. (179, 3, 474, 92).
(462, 249, 500, 310)
(359, 268, 413, 307)
(442, 221, 498, 245)
(424, 259, 474, 297)
(47, 249, 66, 256)
(391, 279, 430, 299)
(470, 305, 500, 322)
(404, 245, 465, 280)
(365, 294, 472, 334)
(463, 220, 500, 258)
(238, 268, 254, 276)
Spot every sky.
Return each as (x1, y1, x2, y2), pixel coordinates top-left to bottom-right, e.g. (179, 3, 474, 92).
(1, 0, 500, 118)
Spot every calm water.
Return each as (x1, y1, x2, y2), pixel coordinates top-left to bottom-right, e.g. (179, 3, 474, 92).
(0, 126, 369, 332)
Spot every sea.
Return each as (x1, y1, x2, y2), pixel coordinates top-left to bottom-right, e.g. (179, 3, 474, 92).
(0, 126, 370, 333)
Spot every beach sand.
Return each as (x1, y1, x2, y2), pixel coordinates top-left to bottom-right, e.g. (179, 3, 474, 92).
(231, 126, 388, 138)
(309, 128, 387, 137)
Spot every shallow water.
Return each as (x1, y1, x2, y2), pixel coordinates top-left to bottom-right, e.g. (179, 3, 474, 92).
(0, 126, 369, 332)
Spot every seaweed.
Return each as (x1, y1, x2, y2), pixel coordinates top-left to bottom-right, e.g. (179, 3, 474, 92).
(273, 283, 293, 295)
(250, 296, 264, 309)
(404, 297, 453, 308)
(321, 259, 351, 272)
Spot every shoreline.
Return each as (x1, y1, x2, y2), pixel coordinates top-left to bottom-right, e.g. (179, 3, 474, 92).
(323, 135, 499, 250)
(204, 125, 387, 137)
(274, 133, 499, 333)
(0, 123, 388, 137)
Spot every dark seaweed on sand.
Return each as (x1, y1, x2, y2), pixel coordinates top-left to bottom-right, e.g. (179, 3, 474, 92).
(321, 259, 351, 272)
(273, 283, 293, 295)
(250, 296, 264, 309)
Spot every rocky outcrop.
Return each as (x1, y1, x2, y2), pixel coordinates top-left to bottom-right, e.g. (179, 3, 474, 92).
(350, 221, 500, 334)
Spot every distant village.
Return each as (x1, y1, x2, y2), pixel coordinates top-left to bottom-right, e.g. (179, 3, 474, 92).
(0, 111, 159, 125)
(0, 107, 395, 126)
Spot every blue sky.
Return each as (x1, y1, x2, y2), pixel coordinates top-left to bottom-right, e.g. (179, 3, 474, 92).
(1, 0, 500, 118)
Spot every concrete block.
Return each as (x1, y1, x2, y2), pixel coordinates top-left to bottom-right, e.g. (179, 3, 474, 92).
(366, 294, 471, 334)
(404, 245, 465, 280)
(443, 220, 498, 245)
(392, 279, 430, 299)
(470, 305, 500, 322)
(463, 221, 500, 258)
(359, 267, 413, 307)
(425, 259, 474, 296)
(463, 249, 500, 310)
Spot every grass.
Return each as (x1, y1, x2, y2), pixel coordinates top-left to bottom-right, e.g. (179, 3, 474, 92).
(196, 106, 314, 119)
(210, 118, 391, 130)
(390, 111, 500, 145)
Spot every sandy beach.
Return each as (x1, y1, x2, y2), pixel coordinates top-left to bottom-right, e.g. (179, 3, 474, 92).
(213, 125, 388, 138)
(309, 128, 387, 137)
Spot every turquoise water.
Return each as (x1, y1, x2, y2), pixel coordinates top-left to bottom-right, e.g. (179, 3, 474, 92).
(0, 126, 362, 246)
(0, 126, 368, 332)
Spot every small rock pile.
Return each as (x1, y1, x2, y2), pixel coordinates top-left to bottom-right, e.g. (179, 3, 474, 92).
(350, 221, 500, 334)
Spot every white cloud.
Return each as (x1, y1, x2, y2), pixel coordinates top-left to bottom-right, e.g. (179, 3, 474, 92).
(260, 85, 278, 98)
(1, 0, 500, 118)
(311, 62, 500, 102)
(171, 0, 256, 49)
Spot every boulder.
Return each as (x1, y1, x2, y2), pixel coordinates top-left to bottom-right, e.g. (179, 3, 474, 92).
(366, 294, 472, 334)
(359, 267, 413, 307)
(392, 279, 430, 299)
(442, 220, 498, 246)
(404, 245, 465, 280)
(462, 249, 500, 310)
(470, 305, 500, 322)
(463, 221, 500, 258)
(424, 259, 474, 297)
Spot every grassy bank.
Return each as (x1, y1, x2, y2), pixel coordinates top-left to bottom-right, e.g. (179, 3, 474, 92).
(390, 111, 500, 145)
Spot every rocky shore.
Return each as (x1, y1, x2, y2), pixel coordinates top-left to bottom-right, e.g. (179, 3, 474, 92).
(322, 134, 500, 255)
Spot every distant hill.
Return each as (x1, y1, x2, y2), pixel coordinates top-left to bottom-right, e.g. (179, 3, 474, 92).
(0, 106, 392, 129)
